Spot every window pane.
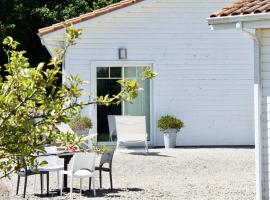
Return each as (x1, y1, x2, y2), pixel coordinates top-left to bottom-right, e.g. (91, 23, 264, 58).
(124, 78, 150, 140)
(110, 67, 122, 78)
(97, 67, 109, 78)
(137, 67, 146, 78)
(124, 67, 136, 78)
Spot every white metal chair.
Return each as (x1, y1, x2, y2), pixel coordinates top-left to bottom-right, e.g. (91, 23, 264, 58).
(35, 146, 64, 193)
(108, 115, 117, 141)
(60, 152, 96, 199)
(115, 116, 148, 154)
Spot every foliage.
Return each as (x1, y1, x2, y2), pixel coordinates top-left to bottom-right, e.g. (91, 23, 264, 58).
(158, 115, 184, 133)
(143, 68, 157, 80)
(0, 0, 121, 69)
(69, 116, 93, 131)
(0, 28, 85, 177)
(0, 26, 156, 178)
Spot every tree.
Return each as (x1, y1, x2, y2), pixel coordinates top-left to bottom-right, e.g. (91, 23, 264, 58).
(0, 0, 122, 69)
(0, 26, 156, 178)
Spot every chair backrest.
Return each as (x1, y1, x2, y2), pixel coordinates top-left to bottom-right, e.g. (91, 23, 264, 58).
(70, 152, 96, 173)
(18, 157, 27, 171)
(37, 146, 58, 167)
(82, 133, 98, 149)
(107, 115, 117, 138)
(115, 116, 147, 142)
(99, 147, 116, 167)
(56, 123, 74, 134)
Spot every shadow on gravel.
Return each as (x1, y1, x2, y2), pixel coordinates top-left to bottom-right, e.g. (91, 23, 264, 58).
(93, 188, 144, 198)
(35, 188, 144, 198)
(126, 152, 175, 157)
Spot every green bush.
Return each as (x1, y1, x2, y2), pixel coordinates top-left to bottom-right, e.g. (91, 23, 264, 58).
(69, 116, 92, 131)
(158, 115, 184, 133)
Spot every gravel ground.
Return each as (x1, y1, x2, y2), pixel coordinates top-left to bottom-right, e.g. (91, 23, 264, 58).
(0, 148, 255, 200)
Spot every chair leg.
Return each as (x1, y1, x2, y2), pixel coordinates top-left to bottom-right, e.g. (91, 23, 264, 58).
(23, 176, 27, 198)
(60, 173, 63, 196)
(109, 169, 113, 191)
(40, 174, 43, 195)
(80, 178, 82, 197)
(57, 171, 60, 190)
(70, 176, 73, 199)
(33, 175, 36, 192)
(99, 169, 102, 188)
(92, 176, 96, 197)
(46, 173, 49, 195)
(145, 140, 149, 155)
(89, 178, 91, 192)
(16, 175, 20, 195)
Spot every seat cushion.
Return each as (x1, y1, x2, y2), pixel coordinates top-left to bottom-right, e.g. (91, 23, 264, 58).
(61, 169, 94, 178)
(38, 165, 64, 172)
(73, 169, 93, 178)
(18, 169, 48, 177)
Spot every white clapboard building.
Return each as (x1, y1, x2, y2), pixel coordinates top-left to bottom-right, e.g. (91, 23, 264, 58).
(38, 0, 254, 147)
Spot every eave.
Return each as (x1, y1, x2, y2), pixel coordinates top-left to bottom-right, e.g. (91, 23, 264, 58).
(207, 13, 270, 30)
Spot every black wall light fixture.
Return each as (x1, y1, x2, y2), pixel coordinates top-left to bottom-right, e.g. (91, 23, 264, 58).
(118, 48, 127, 60)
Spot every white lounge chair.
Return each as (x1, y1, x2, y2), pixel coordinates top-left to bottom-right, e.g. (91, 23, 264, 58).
(115, 116, 148, 154)
(60, 152, 96, 199)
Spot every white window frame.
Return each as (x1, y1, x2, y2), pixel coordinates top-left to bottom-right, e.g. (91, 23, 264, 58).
(90, 61, 154, 146)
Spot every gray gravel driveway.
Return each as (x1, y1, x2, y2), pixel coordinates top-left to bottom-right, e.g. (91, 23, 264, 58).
(0, 148, 255, 200)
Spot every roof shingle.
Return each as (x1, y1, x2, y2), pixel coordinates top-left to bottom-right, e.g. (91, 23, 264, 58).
(210, 0, 270, 18)
(38, 0, 144, 36)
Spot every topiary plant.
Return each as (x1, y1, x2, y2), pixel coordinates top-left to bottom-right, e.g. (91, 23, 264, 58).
(69, 115, 92, 131)
(158, 115, 184, 133)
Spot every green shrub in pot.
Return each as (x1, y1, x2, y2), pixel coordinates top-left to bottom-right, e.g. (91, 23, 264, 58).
(158, 115, 184, 148)
(158, 115, 184, 132)
(69, 115, 92, 135)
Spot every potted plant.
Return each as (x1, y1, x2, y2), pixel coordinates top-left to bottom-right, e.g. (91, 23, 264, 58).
(69, 115, 93, 136)
(158, 115, 184, 148)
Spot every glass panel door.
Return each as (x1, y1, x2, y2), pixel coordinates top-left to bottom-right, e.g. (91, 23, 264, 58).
(123, 67, 150, 139)
(96, 66, 151, 141)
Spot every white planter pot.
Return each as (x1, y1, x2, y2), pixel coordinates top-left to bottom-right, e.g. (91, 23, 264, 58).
(75, 129, 89, 137)
(163, 129, 178, 148)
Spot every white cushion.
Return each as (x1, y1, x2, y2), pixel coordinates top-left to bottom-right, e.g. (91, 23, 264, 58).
(61, 169, 93, 178)
(73, 169, 93, 178)
(38, 165, 64, 172)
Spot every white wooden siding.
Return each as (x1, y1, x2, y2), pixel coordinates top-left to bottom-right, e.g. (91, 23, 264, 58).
(260, 29, 270, 199)
(63, 0, 254, 146)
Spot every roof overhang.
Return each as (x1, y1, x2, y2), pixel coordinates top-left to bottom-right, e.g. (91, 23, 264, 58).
(38, 0, 155, 57)
(208, 13, 270, 30)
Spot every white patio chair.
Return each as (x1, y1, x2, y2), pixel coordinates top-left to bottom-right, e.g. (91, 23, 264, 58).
(34, 146, 64, 193)
(115, 116, 148, 154)
(60, 152, 96, 199)
(108, 115, 117, 141)
(56, 123, 74, 134)
(56, 123, 96, 149)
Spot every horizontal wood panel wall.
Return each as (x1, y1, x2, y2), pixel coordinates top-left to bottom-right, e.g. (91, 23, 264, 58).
(63, 0, 254, 146)
(260, 29, 270, 199)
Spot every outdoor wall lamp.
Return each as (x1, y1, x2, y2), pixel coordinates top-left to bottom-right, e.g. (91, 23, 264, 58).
(118, 48, 127, 60)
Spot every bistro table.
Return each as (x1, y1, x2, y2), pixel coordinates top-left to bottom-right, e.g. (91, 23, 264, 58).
(57, 151, 75, 190)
